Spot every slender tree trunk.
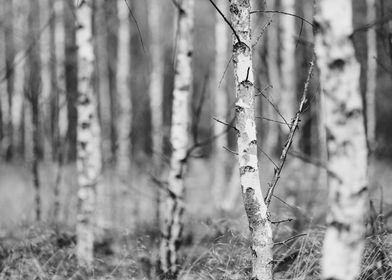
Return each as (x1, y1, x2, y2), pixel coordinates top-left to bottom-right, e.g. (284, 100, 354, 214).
(116, 0, 132, 225)
(264, 1, 280, 156)
(0, 0, 6, 156)
(52, 0, 65, 223)
(159, 0, 194, 278)
(26, 0, 43, 222)
(314, 1, 369, 279)
(64, 0, 78, 162)
(280, 0, 297, 136)
(148, 0, 164, 225)
(94, 0, 112, 163)
(366, 0, 377, 151)
(229, 1, 273, 279)
(4, 0, 14, 161)
(75, 0, 102, 269)
(211, 0, 229, 210)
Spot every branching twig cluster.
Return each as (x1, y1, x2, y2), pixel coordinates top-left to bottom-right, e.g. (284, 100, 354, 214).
(265, 57, 315, 207)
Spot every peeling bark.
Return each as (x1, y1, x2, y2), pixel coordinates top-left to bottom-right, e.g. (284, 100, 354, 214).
(314, 1, 369, 279)
(75, 0, 102, 269)
(159, 0, 194, 278)
(229, 1, 273, 279)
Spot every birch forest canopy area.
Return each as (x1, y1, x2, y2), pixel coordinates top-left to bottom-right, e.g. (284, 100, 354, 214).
(1, 0, 392, 279)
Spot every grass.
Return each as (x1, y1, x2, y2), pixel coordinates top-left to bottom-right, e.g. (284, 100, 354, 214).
(0, 157, 392, 279)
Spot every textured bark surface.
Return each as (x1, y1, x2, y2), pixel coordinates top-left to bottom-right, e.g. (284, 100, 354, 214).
(314, 1, 369, 279)
(366, 0, 377, 151)
(212, 0, 229, 209)
(159, 0, 194, 278)
(229, 1, 273, 279)
(116, 0, 132, 180)
(75, 0, 102, 268)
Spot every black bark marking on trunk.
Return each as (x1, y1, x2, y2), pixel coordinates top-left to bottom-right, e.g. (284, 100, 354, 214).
(244, 187, 263, 229)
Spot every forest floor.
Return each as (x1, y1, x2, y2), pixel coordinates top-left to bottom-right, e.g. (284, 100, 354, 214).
(0, 156, 392, 279)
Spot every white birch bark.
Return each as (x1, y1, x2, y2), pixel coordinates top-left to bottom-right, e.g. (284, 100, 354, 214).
(366, 0, 377, 151)
(75, 0, 102, 268)
(229, 1, 273, 279)
(116, 0, 132, 180)
(159, 0, 194, 277)
(314, 1, 369, 279)
(280, 0, 296, 135)
(211, 0, 229, 209)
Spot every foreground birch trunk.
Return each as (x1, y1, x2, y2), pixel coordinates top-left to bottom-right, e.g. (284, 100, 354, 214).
(75, 0, 102, 269)
(229, 1, 273, 279)
(159, 0, 194, 278)
(314, 1, 369, 279)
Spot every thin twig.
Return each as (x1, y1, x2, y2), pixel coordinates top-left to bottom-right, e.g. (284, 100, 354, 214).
(251, 10, 314, 27)
(265, 57, 315, 207)
(257, 145, 279, 169)
(253, 84, 290, 128)
(207, 0, 241, 44)
(270, 218, 294, 225)
(273, 233, 308, 246)
(223, 146, 238, 156)
(123, 0, 146, 54)
(256, 116, 287, 125)
(212, 117, 238, 133)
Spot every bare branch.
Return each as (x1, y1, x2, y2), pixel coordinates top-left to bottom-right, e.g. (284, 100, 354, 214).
(265, 57, 315, 207)
(207, 0, 242, 44)
(270, 218, 294, 225)
(223, 146, 238, 156)
(123, 0, 146, 54)
(212, 117, 238, 133)
(253, 84, 290, 128)
(251, 10, 314, 27)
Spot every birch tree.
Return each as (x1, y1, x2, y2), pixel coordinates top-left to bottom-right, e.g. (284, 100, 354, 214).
(116, 0, 132, 180)
(159, 0, 194, 277)
(3, 0, 14, 161)
(314, 1, 369, 279)
(148, 0, 164, 224)
(211, 0, 229, 209)
(26, 0, 43, 221)
(64, 0, 78, 162)
(366, 0, 377, 151)
(75, 0, 102, 268)
(229, 0, 273, 279)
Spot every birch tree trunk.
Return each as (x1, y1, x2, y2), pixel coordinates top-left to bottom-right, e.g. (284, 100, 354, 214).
(314, 1, 369, 279)
(229, 1, 273, 279)
(280, 0, 297, 136)
(211, 0, 229, 210)
(116, 0, 132, 181)
(26, 0, 43, 221)
(95, 0, 112, 163)
(64, 0, 78, 162)
(4, 0, 14, 161)
(159, 0, 194, 278)
(75, 0, 102, 268)
(366, 0, 377, 151)
(148, 0, 164, 225)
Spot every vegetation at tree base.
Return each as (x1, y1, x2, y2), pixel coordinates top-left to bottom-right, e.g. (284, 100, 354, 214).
(0, 0, 392, 279)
